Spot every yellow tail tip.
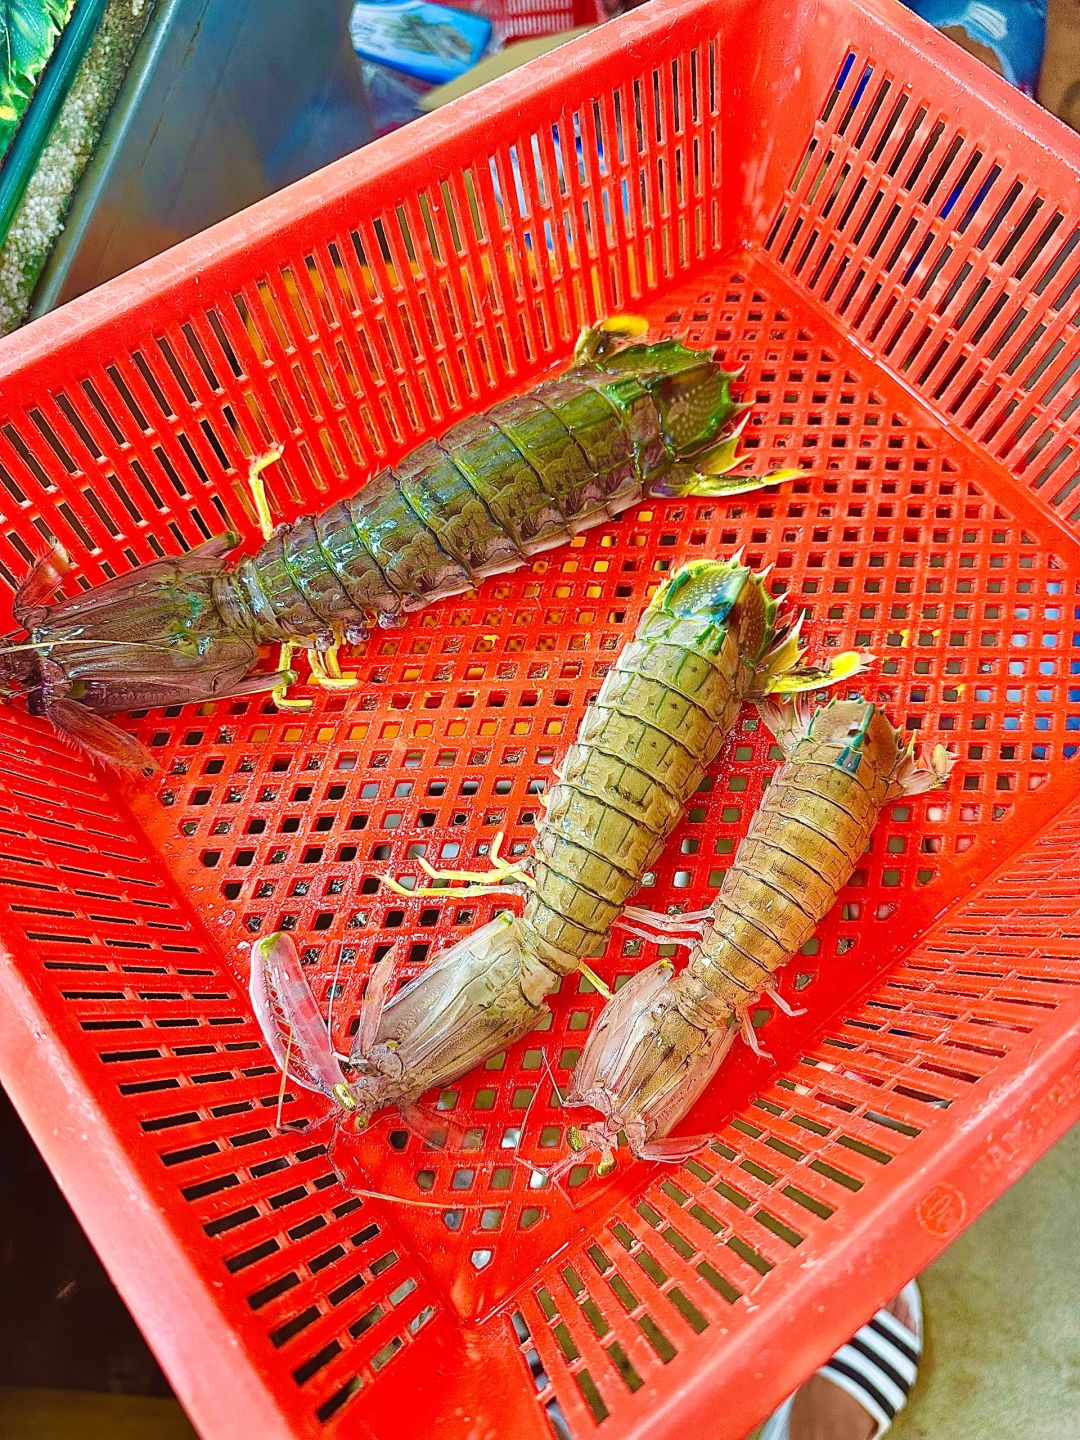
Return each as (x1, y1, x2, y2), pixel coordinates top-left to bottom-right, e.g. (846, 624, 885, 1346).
(832, 649, 875, 681)
(600, 312, 649, 337)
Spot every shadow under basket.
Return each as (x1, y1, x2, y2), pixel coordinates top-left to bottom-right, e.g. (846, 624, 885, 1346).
(0, 1, 1077, 1437)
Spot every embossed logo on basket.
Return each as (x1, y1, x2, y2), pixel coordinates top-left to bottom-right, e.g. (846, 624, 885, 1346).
(916, 1183, 968, 1237)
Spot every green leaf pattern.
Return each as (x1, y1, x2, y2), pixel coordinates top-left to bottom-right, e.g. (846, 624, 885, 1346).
(0, 0, 74, 159)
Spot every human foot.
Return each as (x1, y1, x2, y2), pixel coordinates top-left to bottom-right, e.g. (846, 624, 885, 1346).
(759, 1281, 923, 1440)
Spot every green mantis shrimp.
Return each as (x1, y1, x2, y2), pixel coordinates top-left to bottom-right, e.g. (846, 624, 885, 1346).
(3, 317, 799, 772)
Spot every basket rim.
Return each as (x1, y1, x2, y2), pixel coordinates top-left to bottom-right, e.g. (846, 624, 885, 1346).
(0, 0, 1078, 1434)
(1, 0, 1077, 390)
(0, 932, 303, 1440)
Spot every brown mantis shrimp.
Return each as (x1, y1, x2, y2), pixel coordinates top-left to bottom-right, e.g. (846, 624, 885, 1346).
(549, 696, 954, 1176)
(251, 559, 869, 1146)
(0, 318, 801, 773)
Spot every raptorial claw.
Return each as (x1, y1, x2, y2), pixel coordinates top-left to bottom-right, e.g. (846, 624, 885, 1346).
(43, 698, 157, 775)
(14, 543, 71, 624)
(356, 943, 401, 1061)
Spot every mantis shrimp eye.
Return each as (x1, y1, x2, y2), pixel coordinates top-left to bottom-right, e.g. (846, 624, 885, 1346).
(567, 1126, 587, 1153)
(596, 1150, 617, 1178)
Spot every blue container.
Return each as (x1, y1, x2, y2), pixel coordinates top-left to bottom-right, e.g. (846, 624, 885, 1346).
(350, 1, 492, 86)
(905, 0, 1046, 93)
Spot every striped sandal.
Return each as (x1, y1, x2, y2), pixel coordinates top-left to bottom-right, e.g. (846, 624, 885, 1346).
(758, 1280, 923, 1439)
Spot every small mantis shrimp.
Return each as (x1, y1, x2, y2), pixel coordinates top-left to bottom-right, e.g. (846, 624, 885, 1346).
(251, 559, 868, 1140)
(550, 696, 954, 1176)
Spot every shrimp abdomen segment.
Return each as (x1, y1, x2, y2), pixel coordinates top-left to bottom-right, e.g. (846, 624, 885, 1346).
(445, 412, 568, 554)
(535, 374, 641, 511)
(226, 496, 400, 640)
(349, 469, 472, 603)
(525, 616, 747, 971)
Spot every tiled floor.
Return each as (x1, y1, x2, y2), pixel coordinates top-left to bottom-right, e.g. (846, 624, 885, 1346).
(0, 1389, 198, 1440)
(891, 1124, 1078, 1440)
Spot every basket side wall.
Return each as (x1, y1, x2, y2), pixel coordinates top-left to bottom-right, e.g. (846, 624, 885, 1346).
(0, 726, 309, 1439)
(0, 0, 739, 607)
(0, 3, 1076, 1438)
(0, 717, 556, 1440)
(731, 0, 1080, 536)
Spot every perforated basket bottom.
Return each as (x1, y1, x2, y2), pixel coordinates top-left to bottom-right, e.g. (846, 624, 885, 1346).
(16, 253, 1078, 1432)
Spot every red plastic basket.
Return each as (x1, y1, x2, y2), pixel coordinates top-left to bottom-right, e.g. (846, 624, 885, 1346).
(0, 1, 1077, 1436)
(485, 0, 603, 42)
